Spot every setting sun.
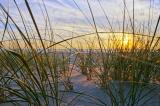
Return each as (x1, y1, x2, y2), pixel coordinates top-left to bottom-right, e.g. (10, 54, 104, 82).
(121, 34, 133, 49)
(123, 35, 129, 46)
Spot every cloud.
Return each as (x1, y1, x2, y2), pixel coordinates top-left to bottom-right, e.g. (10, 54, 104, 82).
(0, 0, 159, 37)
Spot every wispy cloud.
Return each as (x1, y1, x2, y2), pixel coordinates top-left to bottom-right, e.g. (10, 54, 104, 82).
(0, 0, 159, 35)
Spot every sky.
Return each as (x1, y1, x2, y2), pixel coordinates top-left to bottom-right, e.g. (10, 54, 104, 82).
(0, 0, 160, 40)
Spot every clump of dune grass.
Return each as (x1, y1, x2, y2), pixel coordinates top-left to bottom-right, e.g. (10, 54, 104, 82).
(85, 0, 160, 105)
(58, 52, 74, 91)
(76, 40, 96, 80)
(0, 0, 74, 105)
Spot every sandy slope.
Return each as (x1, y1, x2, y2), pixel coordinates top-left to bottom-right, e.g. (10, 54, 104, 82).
(62, 68, 160, 106)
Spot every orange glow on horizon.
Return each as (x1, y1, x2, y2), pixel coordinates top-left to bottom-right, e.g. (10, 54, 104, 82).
(0, 33, 157, 50)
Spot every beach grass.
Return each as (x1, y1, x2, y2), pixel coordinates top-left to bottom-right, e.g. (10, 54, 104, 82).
(0, 0, 160, 106)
